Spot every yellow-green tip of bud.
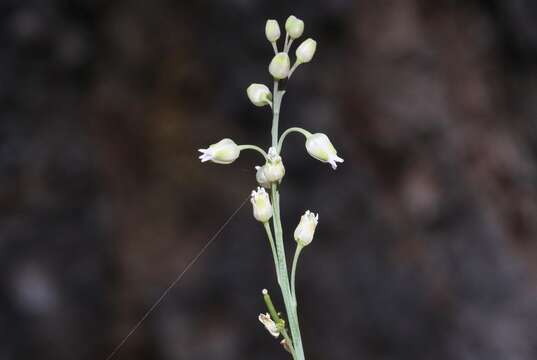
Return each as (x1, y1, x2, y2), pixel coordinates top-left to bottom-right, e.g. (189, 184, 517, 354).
(285, 15, 304, 39)
(296, 38, 317, 64)
(265, 19, 281, 43)
(268, 52, 291, 79)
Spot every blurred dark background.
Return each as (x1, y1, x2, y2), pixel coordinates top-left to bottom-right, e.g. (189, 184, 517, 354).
(1, 0, 537, 359)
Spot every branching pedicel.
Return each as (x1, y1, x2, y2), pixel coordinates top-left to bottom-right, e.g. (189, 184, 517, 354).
(198, 15, 343, 360)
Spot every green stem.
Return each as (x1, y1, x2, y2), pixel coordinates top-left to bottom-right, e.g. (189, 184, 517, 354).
(268, 79, 305, 360)
(271, 81, 280, 148)
(238, 144, 268, 159)
(271, 186, 305, 360)
(290, 245, 303, 302)
(264, 222, 280, 283)
(277, 127, 312, 153)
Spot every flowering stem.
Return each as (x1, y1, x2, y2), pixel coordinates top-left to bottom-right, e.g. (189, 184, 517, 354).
(277, 127, 312, 153)
(290, 245, 303, 303)
(269, 80, 306, 360)
(238, 144, 268, 159)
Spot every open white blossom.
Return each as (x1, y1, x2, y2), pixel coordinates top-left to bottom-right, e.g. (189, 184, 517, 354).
(251, 187, 273, 223)
(305, 133, 344, 170)
(258, 313, 280, 338)
(294, 210, 319, 246)
(198, 138, 240, 164)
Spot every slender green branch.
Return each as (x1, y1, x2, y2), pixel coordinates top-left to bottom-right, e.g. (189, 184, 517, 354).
(238, 144, 268, 159)
(284, 36, 294, 53)
(290, 245, 303, 303)
(271, 81, 280, 147)
(263, 222, 280, 283)
(277, 127, 312, 153)
(262, 289, 296, 358)
(271, 42, 278, 55)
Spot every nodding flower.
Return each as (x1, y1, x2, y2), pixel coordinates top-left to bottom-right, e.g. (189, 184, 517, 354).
(247, 83, 272, 107)
(305, 133, 344, 170)
(198, 138, 240, 164)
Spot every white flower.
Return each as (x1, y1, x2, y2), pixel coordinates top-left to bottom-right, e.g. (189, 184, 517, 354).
(269, 52, 291, 79)
(265, 20, 281, 43)
(251, 187, 273, 223)
(296, 38, 317, 64)
(198, 138, 240, 164)
(285, 15, 304, 39)
(305, 133, 344, 170)
(247, 84, 272, 107)
(294, 210, 319, 246)
(258, 313, 280, 338)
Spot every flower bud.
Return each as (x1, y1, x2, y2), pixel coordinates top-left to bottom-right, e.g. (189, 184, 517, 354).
(198, 138, 240, 164)
(255, 165, 271, 188)
(259, 313, 280, 338)
(294, 210, 319, 246)
(264, 147, 285, 182)
(296, 38, 317, 64)
(285, 15, 304, 39)
(246, 83, 272, 107)
(250, 187, 273, 223)
(305, 133, 344, 170)
(265, 19, 281, 43)
(269, 52, 290, 79)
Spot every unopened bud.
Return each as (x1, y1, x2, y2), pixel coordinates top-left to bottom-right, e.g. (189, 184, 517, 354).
(247, 84, 272, 107)
(265, 20, 281, 43)
(285, 15, 304, 39)
(269, 52, 290, 79)
(296, 38, 317, 64)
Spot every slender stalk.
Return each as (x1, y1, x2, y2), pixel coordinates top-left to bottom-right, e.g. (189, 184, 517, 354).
(262, 289, 296, 358)
(268, 82, 306, 360)
(238, 144, 268, 159)
(264, 222, 280, 283)
(271, 81, 280, 148)
(271, 42, 278, 55)
(277, 127, 312, 153)
(290, 245, 303, 303)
